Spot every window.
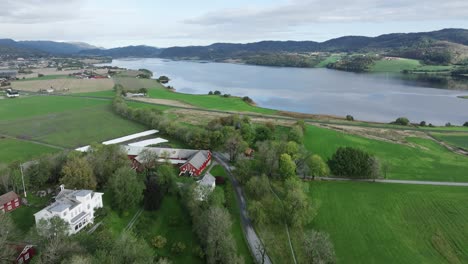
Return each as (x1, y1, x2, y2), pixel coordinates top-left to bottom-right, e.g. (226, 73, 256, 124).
(7, 205, 12, 210)
(15, 202, 19, 207)
(24, 253, 29, 260)
(87, 204, 90, 210)
(14, 198, 18, 202)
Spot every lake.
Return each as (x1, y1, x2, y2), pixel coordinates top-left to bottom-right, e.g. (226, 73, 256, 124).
(101, 58, 468, 125)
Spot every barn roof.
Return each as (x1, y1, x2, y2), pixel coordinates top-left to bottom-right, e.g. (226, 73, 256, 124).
(185, 150, 210, 169)
(0, 191, 19, 205)
(128, 138, 168, 147)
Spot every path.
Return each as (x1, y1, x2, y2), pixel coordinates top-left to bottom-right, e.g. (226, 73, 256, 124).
(125, 208, 144, 231)
(315, 177, 468, 187)
(87, 221, 102, 234)
(214, 152, 272, 264)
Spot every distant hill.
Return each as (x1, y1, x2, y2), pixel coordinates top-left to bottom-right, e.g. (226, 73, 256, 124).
(79, 45, 163, 58)
(0, 39, 46, 58)
(159, 28, 468, 63)
(0, 39, 99, 56)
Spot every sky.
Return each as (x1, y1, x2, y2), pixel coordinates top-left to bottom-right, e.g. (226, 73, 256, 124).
(0, 0, 467, 48)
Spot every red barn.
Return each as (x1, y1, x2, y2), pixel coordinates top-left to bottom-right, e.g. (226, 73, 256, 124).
(14, 245, 35, 264)
(180, 150, 212, 176)
(0, 191, 21, 213)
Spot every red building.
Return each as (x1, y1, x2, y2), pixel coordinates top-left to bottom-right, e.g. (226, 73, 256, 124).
(0, 191, 21, 213)
(13, 245, 35, 264)
(180, 151, 212, 176)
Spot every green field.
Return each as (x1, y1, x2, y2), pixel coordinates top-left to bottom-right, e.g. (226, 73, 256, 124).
(74, 90, 116, 98)
(0, 96, 146, 149)
(308, 181, 468, 264)
(15, 75, 74, 82)
(0, 138, 58, 163)
(431, 133, 468, 150)
(316, 55, 342, 68)
(371, 58, 421, 72)
(10, 193, 51, 234)
(113, 77, 158, 90)
(304, 125, 468, 182)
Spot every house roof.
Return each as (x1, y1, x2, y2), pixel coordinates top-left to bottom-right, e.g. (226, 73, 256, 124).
(186, 151, 210, 169)
(0, 191, 19, 205)
(102, 130, 158, 145)
(198, 173, 216, 187)
(35, 188, 102, 216)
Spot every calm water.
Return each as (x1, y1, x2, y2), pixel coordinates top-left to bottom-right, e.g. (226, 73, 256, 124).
(101, 58, 468, 125)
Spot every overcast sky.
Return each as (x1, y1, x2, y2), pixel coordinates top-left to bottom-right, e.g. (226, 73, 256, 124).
(1, 0, 467, 48)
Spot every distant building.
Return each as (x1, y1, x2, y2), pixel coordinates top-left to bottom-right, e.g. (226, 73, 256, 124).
(0, 191, 21, 213)
(5, 88, 19, 98)
(34, 185, 103, 235)
(13, 244, 35, 264)
(0, 70, 17, 79)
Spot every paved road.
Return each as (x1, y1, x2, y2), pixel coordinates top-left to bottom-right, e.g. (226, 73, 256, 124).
(214, 152, 272, 264)
(315, 177, 468, 187)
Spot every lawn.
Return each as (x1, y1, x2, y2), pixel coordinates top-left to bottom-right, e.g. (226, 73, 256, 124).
(0, 138, 59, 163)
(315, 55, 342, 68)
(431, 132, 468, 150)
(303, 124, 468, 182)
(308, 181, 468, 264)
(10, 193, 51, 234)
(0, 96, 107, 121)
(12, 78, 114, 94)
(370, 58, 421, 72)
(14, 75, 75, 82)
(134, 196, 203, 264)
(74, 90, 116, 98)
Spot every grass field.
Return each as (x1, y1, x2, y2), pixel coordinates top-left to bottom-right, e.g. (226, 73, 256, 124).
(303, 125, 468, 182)
(308, 181, 468, 264)
(113, 77, 158, 90)
(370, 58, 421, 72)
(74, 90, 116, 98)
(12, 78, 114, 93)
(316, 55, 341, 68)
(14, 75, 75, 81)
(0, 96, 146, 148)
(10, 193, 51, 234)
(0, 138, 58, 163)
(431, 132, 468, 150)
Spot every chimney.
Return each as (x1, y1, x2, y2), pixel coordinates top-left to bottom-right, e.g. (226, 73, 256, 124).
(59, 184, 65, 192)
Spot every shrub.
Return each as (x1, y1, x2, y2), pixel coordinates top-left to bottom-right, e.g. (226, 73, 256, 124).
(419, 121, 426, 127)
(171, 242, 186, 254)
(464, 122, 468, 127)
(346, 115, 354, 121)
(213, 90, 221, 95)
(445, 122, 452, 127)
(393, 117, 410, 126)
(151, 235, 167, 249)
(208, 91, 213, 95)
(242, 96, 254, 104)
(223, 94, 231, 98)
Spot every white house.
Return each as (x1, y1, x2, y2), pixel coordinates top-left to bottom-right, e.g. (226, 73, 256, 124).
(195, 173, 216, 201)
(34, 185, 103, 235)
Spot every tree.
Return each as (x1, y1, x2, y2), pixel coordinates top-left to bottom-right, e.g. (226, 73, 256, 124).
(255, 141, 280, 177)
(0, 213, 17, 262)
(208, 187, 226, 208)
(144, 176, 163, 211)
(248, 200, 267, 225)
(233, 159, 253, 184)
(60, 155, 97, 190)
(213, 90, 221, 95)
(109, 167, 145, 212)
(288, 125, 304, 144)
(381, 162, 390, 179)
(303, 230, 336, 264)
(26, 156, 53, 187)
(194, 207, 239, 264)
(346, 115, 354, 121)
(283, 179, 312, 227)
(156, 164, 176, 194)
(279, 154, 296, 179)
(419, 121, 427, 127)
(369, 157, 382, 182)
(464, 122, 468, 127)
(87, 144, 130, 188)
(245, 175, 270, 200)
(255, 125, 273, 142)
(445, 122, 452, 127)
(151, 235, 167, 249)
(107, 231, 155, 264)
(224, 132, 247, 162)
(328, 147, 374, 178)
(393, 117, 410, 126)
(308, 155, 329, 179)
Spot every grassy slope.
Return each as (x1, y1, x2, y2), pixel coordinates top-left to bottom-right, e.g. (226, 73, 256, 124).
(10, 193, 51, 234)
(0, 138, 58, 163)
(309, 181, 468, 264)
(316, 55, 341, 68)
(371, 58, 421, 72)
(14, 75, 74, 81)
(431, 133, 468, 149)
(304, 125, 468, 182)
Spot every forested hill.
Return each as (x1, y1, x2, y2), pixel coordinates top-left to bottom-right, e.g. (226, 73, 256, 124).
(158, 28, 468, 63)
(79, 45, 163, 57)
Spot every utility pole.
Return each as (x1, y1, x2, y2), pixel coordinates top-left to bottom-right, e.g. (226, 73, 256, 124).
(19, 164, 27, 197)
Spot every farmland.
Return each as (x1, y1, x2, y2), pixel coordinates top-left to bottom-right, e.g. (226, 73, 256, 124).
(308, 181, 468, 264)
(0, 138, 58, 163)
(370, 58, 421, 72)
(12, 78, 114, 93)
(0, 96, 146, 149)
(431, 132, 468, 150)
(303, 124, 468, 182)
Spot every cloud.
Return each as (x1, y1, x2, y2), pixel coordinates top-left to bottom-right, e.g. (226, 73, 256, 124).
(0, 0, 84, 23)
(185, 0, 468, 26)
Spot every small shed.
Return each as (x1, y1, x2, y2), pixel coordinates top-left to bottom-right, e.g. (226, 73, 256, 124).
(0, 191, 21, 213)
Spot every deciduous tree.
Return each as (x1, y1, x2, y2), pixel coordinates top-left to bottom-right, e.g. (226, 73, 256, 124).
(60, 155, 97, 190)
(109, 167, 145, 212)
(303, 230, 336, 264)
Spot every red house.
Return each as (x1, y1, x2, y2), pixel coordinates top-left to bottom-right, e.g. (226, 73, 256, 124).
(180, 151, 212, 176)
(0, 191, 21, 213)
(12, 244, 35, 264)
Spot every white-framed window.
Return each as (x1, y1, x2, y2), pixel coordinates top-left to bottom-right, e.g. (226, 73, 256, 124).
(15, 202, 19, 207)
(24, 253, 29, 260)
(7, 205, 12, 210)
